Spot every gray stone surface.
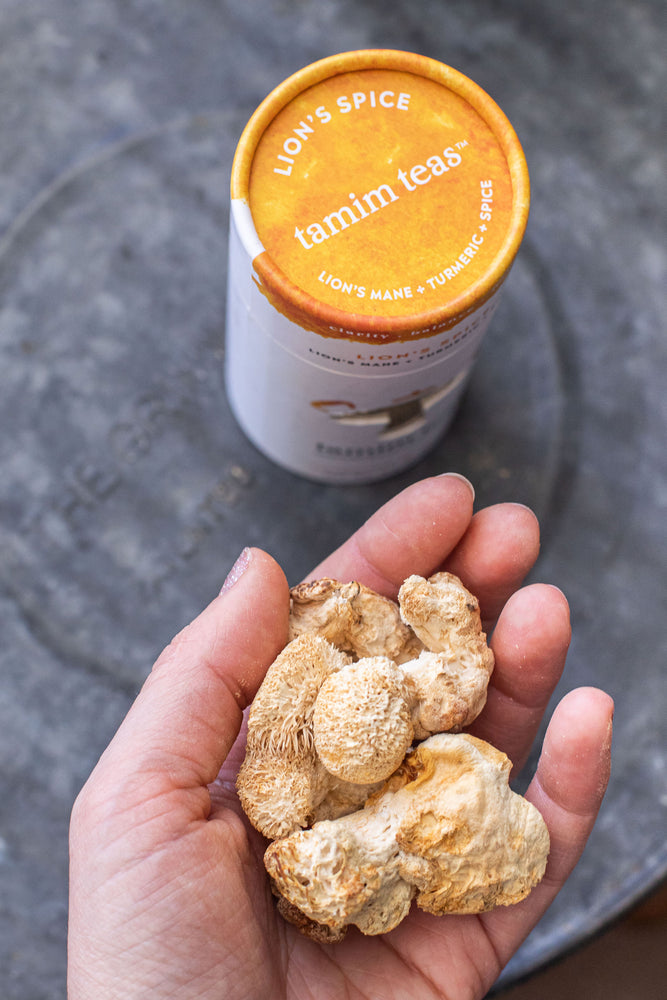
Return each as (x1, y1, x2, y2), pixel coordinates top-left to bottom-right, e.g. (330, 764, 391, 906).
(0, 1, 665, 997)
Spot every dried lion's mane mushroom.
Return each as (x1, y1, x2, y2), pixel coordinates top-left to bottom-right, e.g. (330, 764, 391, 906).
(235, 572, 550, 939)
(265, 733, 550, 940)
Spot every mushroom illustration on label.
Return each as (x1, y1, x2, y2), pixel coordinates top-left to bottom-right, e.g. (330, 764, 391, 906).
(310, 371, 468, 440)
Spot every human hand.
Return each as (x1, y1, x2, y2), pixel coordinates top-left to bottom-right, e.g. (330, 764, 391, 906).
(68, 473, 613, 999)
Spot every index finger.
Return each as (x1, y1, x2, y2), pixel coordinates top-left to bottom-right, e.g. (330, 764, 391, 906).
(305, 473, 476, 596)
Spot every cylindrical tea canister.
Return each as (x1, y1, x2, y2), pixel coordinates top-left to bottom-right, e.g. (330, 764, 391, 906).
(225, 49, 529, 483)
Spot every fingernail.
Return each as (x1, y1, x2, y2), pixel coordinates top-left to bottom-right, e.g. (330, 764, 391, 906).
(220, 547, 252, 595)
(602, 699, 615, 752)
(438, 472, 475, 501)
(506, 501, 536, 515)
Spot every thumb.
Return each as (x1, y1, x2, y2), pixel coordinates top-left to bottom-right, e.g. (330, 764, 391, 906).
(91, 547, 290, 794)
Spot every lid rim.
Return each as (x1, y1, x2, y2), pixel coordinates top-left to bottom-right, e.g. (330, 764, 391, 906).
(231, 49, 529, 337)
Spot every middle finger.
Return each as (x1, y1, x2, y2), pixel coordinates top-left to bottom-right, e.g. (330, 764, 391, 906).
(467, 583, 571, 775)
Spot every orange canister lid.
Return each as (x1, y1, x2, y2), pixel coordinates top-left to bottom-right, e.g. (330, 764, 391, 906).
(231, 49, 529, 344)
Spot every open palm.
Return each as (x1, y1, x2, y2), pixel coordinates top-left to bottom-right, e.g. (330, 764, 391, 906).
(68, 475, 613, 999)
